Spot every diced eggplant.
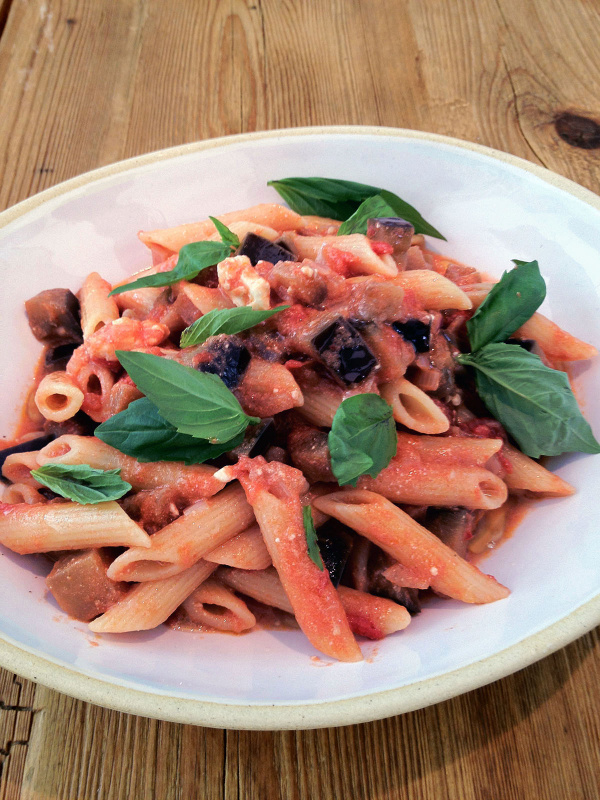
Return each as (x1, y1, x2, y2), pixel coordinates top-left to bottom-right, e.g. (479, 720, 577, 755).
(25, 289, 83, 346)
(46, 549, 129, 622)
(44, 342, 78, 371)
(231, 418, 277, 458)
(425, 508, 477, 559)
(392, 319, 431, 353)
(367, 549, 421, 615)
(0, 435, 54, 471)
(505, 337, 535, 351)
(237, 233, 294, 266)
(367, 217, 414, 259)
(313, 317, 378, 385)
(287, 424, 334, 483)
(196, 335, 251, 389)
(317, 521, 354, 588)
(44, 412, 98, 437)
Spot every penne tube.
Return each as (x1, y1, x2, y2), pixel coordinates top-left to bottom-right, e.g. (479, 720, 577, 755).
(139, 204, 304, 254)
(37, 436, 222, 500)
(515, 312, 598, 361)
(2, 452, 43, 487)
(1, 483, 46, 505)
(34, 371, 84, 423)
(114, 286, 163, 317)
(89, 561, 216, 633)
(282, 232, 398, 276)
(213, 221, 279, 243)
(79, 272, 120, 339)
(392, 270, 472, 310)
(221, 567, 411, 639)
(182, 577, 256, 632)
(396, 432, 503, 467)
(0, 501, 150, 554)
(314, 491, 509, 604)
(501, 444, 575, 496)
(236, 358, 304, 417)
(462, 281, 494, 308)
(297, 383, 343, 427)
(380, 378, 450, 434)
(216, 458, 362, 662)
(180, 283, 234, 315)
(107, 484, 254, 581)
(204, 524, 271, 569)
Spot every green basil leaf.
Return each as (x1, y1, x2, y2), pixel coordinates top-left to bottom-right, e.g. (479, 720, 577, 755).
(209, 216, 240, 249)
(303, 505, 325, 571)
(109, 241, 232, 296)
(268, 177, 445, 239)
(180, 305, 289, 348)
(328, 394, 397, 487)
(467, 261, 546, 352)
(116, 351, 259, 443)
(337, 194, 397, 236)
(457, 344, 600, 458)
(31, 464, 131, 504)
(95, 397, 244, 463)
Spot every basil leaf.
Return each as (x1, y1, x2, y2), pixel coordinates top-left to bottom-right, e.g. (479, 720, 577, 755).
(96, 397, 244, 463)
(109, 241, 232, 296)
(457, 344, 600, 457)
(328, 394, 397, 487)
(180, 305, 289, 348)
(209, 216, 240, 249)
(31, 464, 131, 504)
(303, 505, 325, 571)
(116, 351, 259, 443)
(267, 177, 445, 239)
(467, 261, 546, 352)
(337, 194, 397, 236)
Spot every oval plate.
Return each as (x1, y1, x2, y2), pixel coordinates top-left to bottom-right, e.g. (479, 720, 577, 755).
(0, 127, 599, 730)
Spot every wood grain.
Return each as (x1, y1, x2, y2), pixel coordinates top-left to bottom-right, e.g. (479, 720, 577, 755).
(0, 0, 598, 797)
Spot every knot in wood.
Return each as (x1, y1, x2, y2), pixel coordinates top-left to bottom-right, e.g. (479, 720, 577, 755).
(554, 113, 600, 149)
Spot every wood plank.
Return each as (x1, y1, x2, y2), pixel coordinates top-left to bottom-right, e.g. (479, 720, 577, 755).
(0, 0, 598, 797)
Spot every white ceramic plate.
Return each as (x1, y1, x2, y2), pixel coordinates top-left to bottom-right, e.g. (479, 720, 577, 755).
(0, 127, 599, 730)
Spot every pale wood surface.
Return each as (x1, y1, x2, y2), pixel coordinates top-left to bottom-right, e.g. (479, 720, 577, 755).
(0, 1, 599, 797)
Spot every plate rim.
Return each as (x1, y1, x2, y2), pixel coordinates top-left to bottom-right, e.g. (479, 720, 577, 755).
(0, 125, 598, 730)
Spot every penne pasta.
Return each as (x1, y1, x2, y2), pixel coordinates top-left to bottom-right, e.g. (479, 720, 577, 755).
(392, 270, 472, 310)
(236, 358, 304, 417)
(204, 524, 272, 570)
(314, 490, 509, 604)
(34, 371, 84, 423)
(182, 577, 256, 633)
(501, 444, 575, 496)
(515, 312, 598, 361)
(89, 561, 216, 633)
(79, 272, 120, 339)
(1, 483, 46, 505)
(2, 452, 43, 487)
(0, 501, 151, 553)
(380, 377, 450, 434)
(282, 232, 398, 276)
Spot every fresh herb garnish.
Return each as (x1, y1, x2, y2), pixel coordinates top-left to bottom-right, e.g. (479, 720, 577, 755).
(467, 260, 546, 352)
(457, 344, 600, 457)
(31, 464, 132, 504)
(116, 351, 259, 443)
(95, 397, 244, 463)
(267, 177, 445, 239)
(109, 219, 240, 296)
(328, 394, 397, 487)
(180, 305, 289, 348)
(302, 505, 325, 571)
(337, 194, 397, 236)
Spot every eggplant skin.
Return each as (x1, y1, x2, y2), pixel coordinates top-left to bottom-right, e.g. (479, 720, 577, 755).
(313, 317, 378, 385)
(25, 289, 83, 346)
(196, 335, 251, 389)
(237, 233, 294, 266)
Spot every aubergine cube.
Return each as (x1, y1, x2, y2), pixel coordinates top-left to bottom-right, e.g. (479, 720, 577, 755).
(45, 342, 78, 371)
(317, 522, 354, 587)
(25, 289, 83, 346)
(231, 418, 277, 458)
(392, 319, 431, 353)
(367, 217, 414, 259)
(196, 334, 251, 389)
(313, 317, 378, 385)
(426, 509, 476, 559)
(237, 233, 294, 266)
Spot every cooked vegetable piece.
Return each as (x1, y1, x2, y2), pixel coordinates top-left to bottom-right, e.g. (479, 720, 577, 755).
(367, 217, 414, 259)
(237, 232, 294, 266)
(44, 342, 79, 371)
(425, 509, 477, 559)
(196, 335, 251, 390)
(392, 319, 431, 353)
(231, 418, 277, 458)
(0, 435, 54, 470)
(25, 289, 83, 346)
(367, 548, 421, 615)
(46, 548, 129, 621)
(313, 317, 378, 385)
(317, 522, 353, 587)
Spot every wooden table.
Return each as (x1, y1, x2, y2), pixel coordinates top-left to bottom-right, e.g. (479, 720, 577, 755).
(0, 1, 599, 797)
